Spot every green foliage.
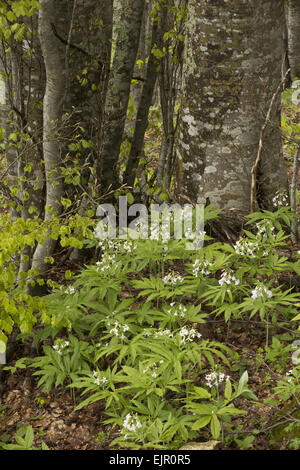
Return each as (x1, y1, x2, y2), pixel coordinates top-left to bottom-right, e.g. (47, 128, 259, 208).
(28, 206, 300, 448)
(2, 204, 300, 449)
(0, 210, 95, 347)
(0, 424, 49, 450)
(29, 335, 93, 393)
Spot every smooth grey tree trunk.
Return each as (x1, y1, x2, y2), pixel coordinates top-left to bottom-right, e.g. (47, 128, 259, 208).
(175, 0, 288, 212)
(30, 0, 112, 276)
(30, 0, 65, 278)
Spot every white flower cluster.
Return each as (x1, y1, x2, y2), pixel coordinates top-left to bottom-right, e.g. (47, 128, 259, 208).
(205, 370, 230, 388)
(97, 238, 118, 250)
(108, 320, 130, 339)
(96, 234, 133, 252)
(251, 285, 272, 300)
(167, 303, 187, 319)
(123, 413, 142, 433)
(192, 259, 213, 277)
(218, 270, 240, 286)
(163, 271, 185, 285)
(93, 370, 108, 386)
(142, 360, 164, 377)
(179, 326, 202, 344)
(233, 238, 260, 258)
(154, 328, 174, 339)
(53, 340, 69, 355)
(256, 222, 275, 237)
(95, 253, 117, 273)
(272, 192, 289, 208)
(64, 286, 76, 295)
(122, 240, 137, 252)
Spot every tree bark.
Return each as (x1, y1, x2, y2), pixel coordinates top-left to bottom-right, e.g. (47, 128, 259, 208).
(123, 6, 165, 187)
(175, 0, 288, 212)
(98, 0, 145, 194)
(30, 0, 65, 277)
(286, 0, 300, 80)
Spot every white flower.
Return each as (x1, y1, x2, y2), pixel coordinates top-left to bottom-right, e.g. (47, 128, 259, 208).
(219, 270, 240, 286)
(154, 329, 174, 338)
(95, 253, 117, 273)
(93, 370, 108, 386)
(192, 259, 213, 277)
(251, 285, 272, 300)
(163, 271, 185, 285)
(123, 413, 142, 433)
(272, 192, 289, 208)
(109, 320, 130, 338)
(167, 303, 187, 320)
(205, 370, 230, 388)
(64, 286, 75, 295)
(234, 238, 260, 258)
(53, 340, 69, 355)
(179, 326, 202, 344)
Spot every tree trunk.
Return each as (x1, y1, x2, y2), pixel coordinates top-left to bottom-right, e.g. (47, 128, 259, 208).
(30, 0, 65, 278)
(98, 0, 145, 194)
(123, 5, 166, 187)
(175, 0, 288, 212)
(286, 0, 300, 80)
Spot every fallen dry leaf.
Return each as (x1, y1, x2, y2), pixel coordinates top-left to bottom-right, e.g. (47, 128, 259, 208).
(179, 441, 221, 451)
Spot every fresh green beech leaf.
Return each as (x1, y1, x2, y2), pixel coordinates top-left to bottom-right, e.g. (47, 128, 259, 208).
(0, 340, 6, 354)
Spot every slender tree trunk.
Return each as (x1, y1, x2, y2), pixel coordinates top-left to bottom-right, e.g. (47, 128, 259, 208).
(30, 0, 65, 277)
(98, 0, 145, 193)
(286, 0, 300, 80)
(156, 0, 185, 199)
(123, 7, 165, 187)
(175, 0, 287, 212)
(0, 14, 46, 275)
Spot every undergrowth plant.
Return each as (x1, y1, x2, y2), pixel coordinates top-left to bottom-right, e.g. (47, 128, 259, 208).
(13, 204, 299, 449)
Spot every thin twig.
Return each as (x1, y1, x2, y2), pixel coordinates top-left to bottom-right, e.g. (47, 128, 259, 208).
(62, 0, 77, 108)
(250, 69, 290, 212)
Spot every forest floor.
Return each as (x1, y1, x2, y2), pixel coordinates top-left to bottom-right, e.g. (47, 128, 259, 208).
(0, 301, 299, 450)
(0, 324, 292, 449)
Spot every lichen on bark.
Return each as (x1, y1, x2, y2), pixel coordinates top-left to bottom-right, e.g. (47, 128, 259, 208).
(175, 0, 288, 212)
